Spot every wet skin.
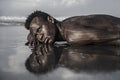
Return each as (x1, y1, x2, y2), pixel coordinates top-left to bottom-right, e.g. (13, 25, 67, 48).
(25, 33, 35, 46)
(29, 17, 57, 44)
(25, 11, 64, 46)
(60, 15, 120, 45)
(25, 11, 120, 45)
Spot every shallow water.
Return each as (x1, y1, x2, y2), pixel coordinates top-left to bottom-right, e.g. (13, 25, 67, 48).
(0, 26, 120, 80)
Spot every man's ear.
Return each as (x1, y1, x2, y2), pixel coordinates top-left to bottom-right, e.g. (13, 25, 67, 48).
(47, 16, 54, 23)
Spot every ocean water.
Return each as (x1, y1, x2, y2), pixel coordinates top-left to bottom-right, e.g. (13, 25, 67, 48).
(0, 25, 120, 80)
(0, 16, 66, 26)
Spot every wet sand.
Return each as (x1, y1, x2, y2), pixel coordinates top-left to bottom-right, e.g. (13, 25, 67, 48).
(0, 26, 120, 80)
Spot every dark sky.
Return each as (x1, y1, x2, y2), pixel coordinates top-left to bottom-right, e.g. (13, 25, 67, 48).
(0, 0, 120, 17)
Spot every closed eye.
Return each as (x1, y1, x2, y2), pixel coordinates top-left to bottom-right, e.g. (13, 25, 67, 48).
(36, 25, 42, 32)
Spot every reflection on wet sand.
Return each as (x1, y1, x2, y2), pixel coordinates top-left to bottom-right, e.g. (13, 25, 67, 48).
(25, 44, 120, 74)
(59, 45, 120, 72)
